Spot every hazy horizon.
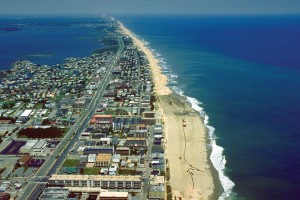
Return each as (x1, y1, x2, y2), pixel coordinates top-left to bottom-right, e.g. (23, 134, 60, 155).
(1, 0, 300, 15)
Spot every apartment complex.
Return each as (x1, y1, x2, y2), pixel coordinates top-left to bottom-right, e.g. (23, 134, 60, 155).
(48, 175, 142, 192)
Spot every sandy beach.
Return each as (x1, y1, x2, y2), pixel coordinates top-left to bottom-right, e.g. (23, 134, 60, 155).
(117, 21, 171, 96)
(118, 20, 215, 200)
(159, 94, 215, 200)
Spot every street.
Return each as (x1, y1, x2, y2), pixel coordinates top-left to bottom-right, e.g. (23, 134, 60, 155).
(18, 34, 125, 200)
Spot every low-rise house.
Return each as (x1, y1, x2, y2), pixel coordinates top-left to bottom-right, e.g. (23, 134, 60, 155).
(99, 138, 112, 146)
(109, 163, 119, 175)
(19, 154, 32, 166)
(39, 187, 69, 200)
(32, 139, 47, 152)
(113, 116, 141, 130)
(126, 138, 147, 149)
(84, 146, 114, 155)
(0, 120, 12, 124)
(112, 154, 121, 164)
(100, 167, 109, 175)
(148, 185, 164, 200)
(95, 153, 112, 167)
(141, 111, 162, 125)
(90, 115, 113, 124)
(116, 147, 131, 156)
(79, 155, 88, 163)
(99, 192, 128, 200)
(19, 140, 38, 154)
(88, 154, 97, 163)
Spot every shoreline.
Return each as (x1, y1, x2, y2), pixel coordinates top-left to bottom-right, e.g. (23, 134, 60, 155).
(117, 20, 172, 96)
(117, 20, 220, 199)
(158, 94, 216, 200)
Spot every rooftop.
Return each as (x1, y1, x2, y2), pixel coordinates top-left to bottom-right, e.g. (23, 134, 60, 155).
(99, 191, 128, 197)
(96, 153, 111, 162)
(49, 174, 141, 181)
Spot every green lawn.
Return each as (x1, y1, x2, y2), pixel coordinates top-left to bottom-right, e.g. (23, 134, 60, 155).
(34, 103, 45, 109)
(62, 159, 80, 167)
(118, 168, 136, 175)
(0, 167, 6, 174)
(83, 167, 100, 175)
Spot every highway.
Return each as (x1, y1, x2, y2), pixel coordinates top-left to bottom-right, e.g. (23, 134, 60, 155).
(18, 35, 125, 200)
(135, 51, 143, 116)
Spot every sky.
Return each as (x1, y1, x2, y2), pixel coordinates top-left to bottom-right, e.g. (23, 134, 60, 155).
(0, 0, 300, 15)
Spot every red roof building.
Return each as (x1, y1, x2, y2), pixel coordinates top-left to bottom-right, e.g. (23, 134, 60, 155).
(19, 154, 32, 166)
(90, 115, 113, 124)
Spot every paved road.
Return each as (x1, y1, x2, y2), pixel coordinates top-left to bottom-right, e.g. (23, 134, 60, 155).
(26, 183, 47, 200)
(0, 119, 34, 152)
(135, 51, 143, 116)
(142, 125, 154, 200)
(18, 35, 125, 200)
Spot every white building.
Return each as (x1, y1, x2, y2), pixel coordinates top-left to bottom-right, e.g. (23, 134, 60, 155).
(112, 154, 121, 163)
(109, 163, 119, 175)
(88, 154, 96, 163)
(99, 192, 128, 199)
(100, 138, 112, 145)
(19, 140, 38, 154)
(32, 139, 47, 152)
(20, 109, 32, 117)
(48, 175, 142, 191)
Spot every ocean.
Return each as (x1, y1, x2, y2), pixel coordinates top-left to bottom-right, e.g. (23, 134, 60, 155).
(117, 15, 300, 199)
(1, 15, 300, 200)
(0, 16, 104, 69)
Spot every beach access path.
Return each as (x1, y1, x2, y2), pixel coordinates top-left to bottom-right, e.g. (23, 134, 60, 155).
(159, 94, 214, 200)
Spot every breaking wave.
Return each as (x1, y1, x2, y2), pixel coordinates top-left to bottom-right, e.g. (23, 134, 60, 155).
(133, 31, 235, 199)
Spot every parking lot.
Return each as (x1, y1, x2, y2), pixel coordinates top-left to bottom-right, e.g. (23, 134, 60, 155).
(0, 141, 26, 154)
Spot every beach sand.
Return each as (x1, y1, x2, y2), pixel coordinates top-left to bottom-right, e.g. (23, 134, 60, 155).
(117, 21, 172, 96)
(159, 94, 214, 200)
(118, 20, 215, 200)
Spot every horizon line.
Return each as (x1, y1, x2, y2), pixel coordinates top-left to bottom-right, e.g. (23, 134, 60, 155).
(1, 13, 300, 17)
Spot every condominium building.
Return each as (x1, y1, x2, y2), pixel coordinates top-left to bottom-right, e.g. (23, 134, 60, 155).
(48, 175, 142, 192)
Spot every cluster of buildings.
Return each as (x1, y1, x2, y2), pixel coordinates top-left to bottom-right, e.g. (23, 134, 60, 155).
(0, 49, 115, 129)
(19, 139, 47, 154)
(0, 51, 112, 104)
(0, 19, 167, 200)
(39, 187, 129, 200)
(47, 34, 166, 199)
(0, 49, 117, 198)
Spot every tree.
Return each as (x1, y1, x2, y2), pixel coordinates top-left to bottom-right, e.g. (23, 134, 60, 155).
(79, 168, 84, 175)
(18, 127, 64, 138)
(42, 119, 51, 125)
(2, 100, 15, 109)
